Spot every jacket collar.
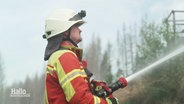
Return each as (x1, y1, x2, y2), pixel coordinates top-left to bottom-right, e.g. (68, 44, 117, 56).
(61, 41, 83, 61)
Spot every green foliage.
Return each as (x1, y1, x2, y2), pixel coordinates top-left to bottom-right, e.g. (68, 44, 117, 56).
(136, 18, 165, 70)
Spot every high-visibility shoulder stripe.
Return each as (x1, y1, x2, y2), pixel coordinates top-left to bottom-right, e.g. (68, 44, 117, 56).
(47, 49, 77, 76)
(49, 50, 76, 61)
(47, 50, 74, 73)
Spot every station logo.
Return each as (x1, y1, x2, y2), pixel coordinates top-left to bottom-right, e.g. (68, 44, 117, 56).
(10, 88, 30, 97)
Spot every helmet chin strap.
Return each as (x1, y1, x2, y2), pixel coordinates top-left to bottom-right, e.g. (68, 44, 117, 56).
(63, 28, 78, 47)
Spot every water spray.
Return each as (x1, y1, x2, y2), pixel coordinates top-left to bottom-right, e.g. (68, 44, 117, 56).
(126, 46, 184, 82)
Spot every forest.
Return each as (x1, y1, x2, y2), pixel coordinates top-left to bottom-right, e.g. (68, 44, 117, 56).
(0, 16, 184, 104)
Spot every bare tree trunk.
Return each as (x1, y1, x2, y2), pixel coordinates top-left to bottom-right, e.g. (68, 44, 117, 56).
(0, 55, 5, 104)
(123, 25, 128, 76)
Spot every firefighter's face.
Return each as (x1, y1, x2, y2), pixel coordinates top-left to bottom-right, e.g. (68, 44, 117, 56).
(70, 25, 82, 44)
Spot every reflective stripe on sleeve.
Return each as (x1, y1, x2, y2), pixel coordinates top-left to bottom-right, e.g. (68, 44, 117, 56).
(94, 96, 101, 104)
(60, 69, 87, 87)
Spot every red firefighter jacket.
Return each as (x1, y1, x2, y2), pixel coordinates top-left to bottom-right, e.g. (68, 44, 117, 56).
(44, 42, 112, 104)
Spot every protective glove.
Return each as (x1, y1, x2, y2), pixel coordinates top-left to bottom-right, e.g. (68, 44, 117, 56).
(106, 97, 119, 104)
(91, 80, 112, 97)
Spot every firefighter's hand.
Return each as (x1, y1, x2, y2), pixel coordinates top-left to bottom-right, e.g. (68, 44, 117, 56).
(91, 80, 111, 97)
(106, 97, 119, 104)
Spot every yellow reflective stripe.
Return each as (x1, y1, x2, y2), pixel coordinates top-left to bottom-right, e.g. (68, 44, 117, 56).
(106, 98, 113, 104)
(53, 59, 75, 102)
(60, 69, 87, 87)
(58, 69, 86, 102)
(47, 50, 75, 76)
(94, 96, 101, 104)
(62, 82, 75, 102)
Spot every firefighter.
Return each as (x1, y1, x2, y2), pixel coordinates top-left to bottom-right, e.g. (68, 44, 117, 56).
(43, 8, 127, 104)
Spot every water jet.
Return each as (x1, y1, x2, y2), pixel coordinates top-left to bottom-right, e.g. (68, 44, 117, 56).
(126, 46, 184, 82)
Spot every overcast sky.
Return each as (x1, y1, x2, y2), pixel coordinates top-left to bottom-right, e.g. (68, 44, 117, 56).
(1, 0, 184, 86)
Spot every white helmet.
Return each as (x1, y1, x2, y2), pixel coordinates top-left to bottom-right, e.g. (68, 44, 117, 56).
(43, 8, 86, 39)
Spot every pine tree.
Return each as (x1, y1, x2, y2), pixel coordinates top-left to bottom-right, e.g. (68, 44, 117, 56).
(100, 43, 113, 83)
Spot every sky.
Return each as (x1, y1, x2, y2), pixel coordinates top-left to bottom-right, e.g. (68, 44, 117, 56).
(0, 0, 184, 86)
